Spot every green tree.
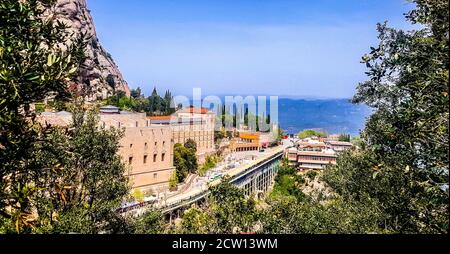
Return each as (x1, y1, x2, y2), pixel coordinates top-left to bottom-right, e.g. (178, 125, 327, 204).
(173, 143, 198, 182)
(130, 87, 142, 99)
(177, 179, 259, 234)
(297, 129, 327, 139)
(260, 194, 384, 234)
(208, 179, 259, 233)
(106, 90, 127, 107)
(173, 144, 189, 182)
(163, 90, 174, 115)
(133, 210, 166, 234)
(132, 189, 145, 203)
(41, 106, 129, 234)
(169, 171, 178, 191)
(199, 155, 220, 176)
(338, 133, 351, 142)
(147, 87, 163, 115)
(324, 0, 448, 233)
(179, 207, 213, 234)
(184, 139, 197, 152)
(0, 0, 87, 233)
(270, 165, 306, 201)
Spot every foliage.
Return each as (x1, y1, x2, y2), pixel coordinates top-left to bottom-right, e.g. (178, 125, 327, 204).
(218, 104, 272, 131)
(260, 194, 385, 234)
(133, 210, 166, 234)
(184, 139, 197, 152)
(34, 103, 46, 113)
(1, 103, 130, 233)
(176, 179, 259, 233)
(198, 155, 221, 176)
(350, 135, 363, 147)
(173, 143, 198, 183)
(270, 165, 306, 201)
(0, 0, 92, 233)
(324, 0, 449, 233)
(106, 87, 175, 116)
(169, 171, 178, 191)
(179, 207, 212, 234)
(297, 129, 327, 139)
(276, 126, 285, 142)
(130, 87, 142, 99)
(305, 170, 318, 179)
(43, 106, 129, 234)
(132, 189, 144, 203)
(338, 133, 351, 142)
(172, 169, 385, 234)
(214, 130, 225, 142)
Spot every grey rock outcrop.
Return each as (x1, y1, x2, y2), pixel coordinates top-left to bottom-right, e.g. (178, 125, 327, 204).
(49, 0, 130, 99)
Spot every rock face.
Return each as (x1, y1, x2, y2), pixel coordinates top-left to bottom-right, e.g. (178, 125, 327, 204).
(50, 0, 130, 99)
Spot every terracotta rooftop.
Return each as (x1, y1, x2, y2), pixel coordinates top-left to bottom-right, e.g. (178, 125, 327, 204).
(146, 115, 177, 120)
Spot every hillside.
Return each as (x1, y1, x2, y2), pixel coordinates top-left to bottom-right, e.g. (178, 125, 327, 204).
(48, 0, 130, 99)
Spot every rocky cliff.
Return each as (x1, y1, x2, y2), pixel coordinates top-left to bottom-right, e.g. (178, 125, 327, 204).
(49, 0, 130, 99)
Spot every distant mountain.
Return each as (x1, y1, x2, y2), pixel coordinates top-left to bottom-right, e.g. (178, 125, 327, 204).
(277, 98, 372, 136)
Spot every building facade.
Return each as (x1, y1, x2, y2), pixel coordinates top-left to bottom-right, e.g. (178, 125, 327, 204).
(286, 137, 353, 171)
(324, 140, 353, 152)
(286, 149, 337, 171)
(38, 106, 175, 193)
(148, 106, 216, 162)
(229, 132, 261, 152)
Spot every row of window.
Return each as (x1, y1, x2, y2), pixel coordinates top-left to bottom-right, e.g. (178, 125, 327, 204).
(102, 121, 172, 133)
(297, 156, 337, 161)
(129, 141, 167, 149)
(173, 132, 214, 138)
(128, 153, 166, 165)
(173, 138, 214, 149)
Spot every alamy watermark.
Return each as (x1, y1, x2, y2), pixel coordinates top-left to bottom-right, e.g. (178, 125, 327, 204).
(171, 88, 279, 133)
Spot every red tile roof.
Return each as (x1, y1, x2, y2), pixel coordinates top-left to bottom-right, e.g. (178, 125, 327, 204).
(146, 115, 177, 120)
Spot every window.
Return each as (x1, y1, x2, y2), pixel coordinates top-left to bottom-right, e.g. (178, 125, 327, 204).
(128, 157, 133, 165)
(129, 144, 133, 148)
(144, 143, 148, 149)
(153, 173, 157, 179)
(163, 141, 166, 146)
(143, 155, 147, 164)
(153, 154, 157, 162)
(135, 121, 138, 127)
(161, 153, 165, 161)
(154, 141, 157, 146)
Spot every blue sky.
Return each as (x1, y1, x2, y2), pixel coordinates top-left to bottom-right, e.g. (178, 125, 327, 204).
(87, 0, 416, 98)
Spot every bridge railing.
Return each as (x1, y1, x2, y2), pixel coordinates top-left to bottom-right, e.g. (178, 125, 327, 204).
(211, 146, 284, 186)
(160, 190, 209, 213)
(125, 146, 285, 214)
(160, 147, 284, 212)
